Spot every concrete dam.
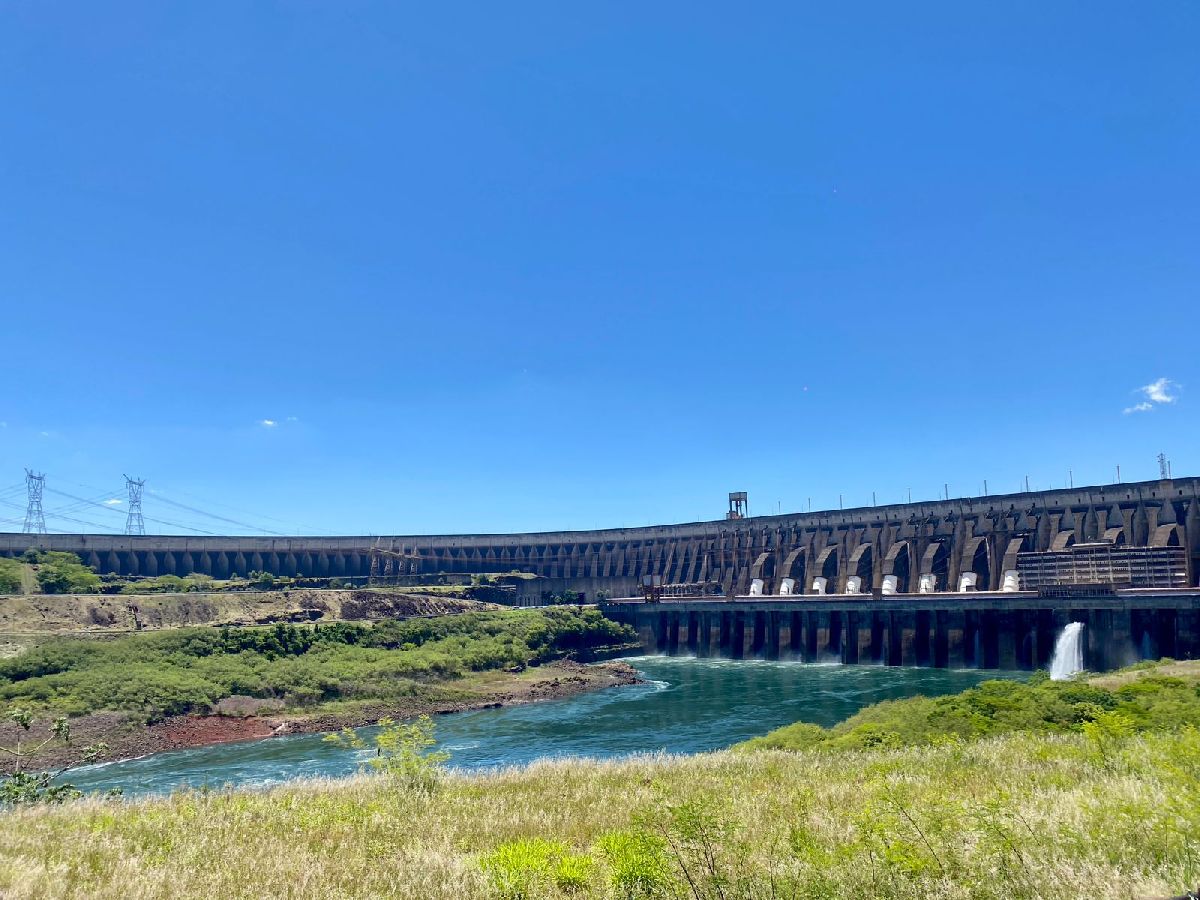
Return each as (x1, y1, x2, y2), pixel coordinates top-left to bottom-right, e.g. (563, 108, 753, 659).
(3, 476, 1199, 670)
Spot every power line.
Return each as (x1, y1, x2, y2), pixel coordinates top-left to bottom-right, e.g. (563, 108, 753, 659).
(124, 475, 145, 536)
(42, 487, 217, 535)
(150, 493, 286, 535)
(66, 479, 298, 535)
(147, 485, 328, 534)
(22, 468, 46, 535)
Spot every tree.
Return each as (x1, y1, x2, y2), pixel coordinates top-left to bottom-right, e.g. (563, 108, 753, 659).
(248, 570, 276, 589)
(32, 552, 101, 594)
(0, 707, 111, 804)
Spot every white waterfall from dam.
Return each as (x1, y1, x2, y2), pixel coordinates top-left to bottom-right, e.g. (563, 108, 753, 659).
(1049, 622, 1085, 681)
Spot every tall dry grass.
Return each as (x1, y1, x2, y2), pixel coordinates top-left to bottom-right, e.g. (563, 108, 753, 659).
(0, 728, 1196, 899)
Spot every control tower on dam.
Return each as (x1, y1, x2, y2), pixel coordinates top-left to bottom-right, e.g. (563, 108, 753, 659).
(1, 477, 1198, 602)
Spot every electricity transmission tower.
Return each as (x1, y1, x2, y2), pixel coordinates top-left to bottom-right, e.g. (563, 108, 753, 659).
(22, 468, 46, 535)
(124, 475, 146, 536)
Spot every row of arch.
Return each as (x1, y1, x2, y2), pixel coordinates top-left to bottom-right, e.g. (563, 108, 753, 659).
(3, 522, 1190, 590)
(2, 495, 1193, 590)
(748, 523, 1190, 596)
(55, 549, 378, 579)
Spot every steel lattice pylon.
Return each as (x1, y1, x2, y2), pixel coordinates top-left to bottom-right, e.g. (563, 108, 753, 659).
(22, 468, 46, 535)
(124, 475, 146, 536)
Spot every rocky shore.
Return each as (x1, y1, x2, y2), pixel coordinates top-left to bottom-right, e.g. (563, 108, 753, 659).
(0, 659, 643, 773)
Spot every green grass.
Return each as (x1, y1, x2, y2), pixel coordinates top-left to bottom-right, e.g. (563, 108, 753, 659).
(2, 660, 1200, 897)
(0, 608, 635, 720)
(0, 725, 1198, 898)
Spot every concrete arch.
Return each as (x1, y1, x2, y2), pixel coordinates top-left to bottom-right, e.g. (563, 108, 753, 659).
(847, 543, 874, 591)
(881, 540, 912, 593)
(781, 547, 807, 591)
(1000, 535, 1031, 577)
(1152, 523, 1185, 547)
(1103, 526, 1127, 545)
(194, 552, 212, 576)
(749, 552, 775, 593)
(1050, 531, 1076, 551)
(960, 536, 992, 591)
(915, 540, 950, 593)
(813, 546, 839, 593)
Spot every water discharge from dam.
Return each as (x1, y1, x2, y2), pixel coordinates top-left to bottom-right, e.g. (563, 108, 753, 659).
(1049, 623, 1086, 681)
(69, 658, 1022, 798)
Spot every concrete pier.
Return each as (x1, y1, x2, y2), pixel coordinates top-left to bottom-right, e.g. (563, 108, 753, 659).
(605, 588, 1200, 671)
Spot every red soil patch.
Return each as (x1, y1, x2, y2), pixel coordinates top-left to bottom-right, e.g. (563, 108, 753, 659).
(152, 715, 279, 751)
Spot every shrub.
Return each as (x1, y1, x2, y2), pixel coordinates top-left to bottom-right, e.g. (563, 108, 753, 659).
(596, 830, 671, 899)
(324, 715, 449, 793)
(480, 838, 567, 900)
(0, 609, 636, 720)
(32, 551, 101, 594)
(740, 664, 1200, 754)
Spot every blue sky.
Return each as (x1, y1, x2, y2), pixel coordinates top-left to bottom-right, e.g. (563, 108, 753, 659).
(1, 2, 1197, 536)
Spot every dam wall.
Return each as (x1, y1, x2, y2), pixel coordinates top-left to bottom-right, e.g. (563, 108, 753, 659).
(2, 477, 1198, 598)
(601, 590, 1200, 671)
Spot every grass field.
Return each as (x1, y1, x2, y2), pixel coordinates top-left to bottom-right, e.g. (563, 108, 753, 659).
(0, 727, 1196, 899)
(1, 659, 1199, 898)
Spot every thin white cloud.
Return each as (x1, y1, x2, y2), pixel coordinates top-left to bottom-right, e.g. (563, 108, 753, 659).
(260, 419, 278, 428)
(1142, 377, 1178, 404)
(1124, 377, 1181, 414)
(103, 498, 122, 506)
(286, 416, 298, 422)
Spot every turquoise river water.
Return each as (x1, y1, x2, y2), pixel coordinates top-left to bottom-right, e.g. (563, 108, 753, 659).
(69, 658, 1022, 797)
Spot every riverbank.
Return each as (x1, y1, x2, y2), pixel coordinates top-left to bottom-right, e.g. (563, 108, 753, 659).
(2, 726, 1197, 899)
(0, 607, 641, 772)
(2, 659, 642, 771)
(0, 587, 505, 634)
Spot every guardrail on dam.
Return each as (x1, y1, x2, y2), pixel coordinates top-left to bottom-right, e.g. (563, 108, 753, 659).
(2, 477, 1198, 602)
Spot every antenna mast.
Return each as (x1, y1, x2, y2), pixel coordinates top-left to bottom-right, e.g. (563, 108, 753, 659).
(1158, 452, 1171, 480)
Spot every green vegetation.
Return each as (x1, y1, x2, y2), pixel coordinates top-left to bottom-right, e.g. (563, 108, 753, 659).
(1, 721, 1198, 897)
(0, 609, 635, 721)
(115, 573, 218, 594)
(17, 551, 101, 595)
(0, 708, 111, 806)
(325, 714, 449, 794)
(4, 654, 1199, 897)
(0, 557, 23, 593)
(0, 549, 531, 598)
(736, 664, 1200, 753)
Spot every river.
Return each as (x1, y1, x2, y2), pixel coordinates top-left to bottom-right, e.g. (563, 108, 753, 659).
(69, 658, 1021, 797)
